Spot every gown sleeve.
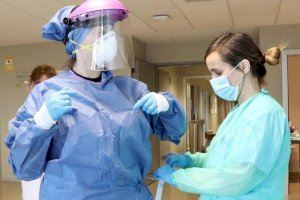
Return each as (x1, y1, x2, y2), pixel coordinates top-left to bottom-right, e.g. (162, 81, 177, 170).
(147, 91, 186, 144)
(4, 84, 58, 181)
(186, 151, 208, 168)
(131, 78, 187, 144)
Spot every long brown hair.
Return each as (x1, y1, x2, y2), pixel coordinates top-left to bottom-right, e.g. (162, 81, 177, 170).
(204, 32, 281, 85)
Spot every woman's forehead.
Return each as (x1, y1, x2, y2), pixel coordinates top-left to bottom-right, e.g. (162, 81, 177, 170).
(206, 52, 232, 70)
(206, 52, 222, 67)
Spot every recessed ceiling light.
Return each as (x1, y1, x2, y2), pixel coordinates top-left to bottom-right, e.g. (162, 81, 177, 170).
(151, 14, 171, 22)
(185, 0, 215, 2)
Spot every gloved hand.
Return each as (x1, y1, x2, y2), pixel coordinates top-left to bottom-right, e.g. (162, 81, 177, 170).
(133, 92, 169, 115)
(165, 153, 192, 168)
(153, 165, 175, 186)
(45, 88, 75, 120)
(34, 88, 76, 130)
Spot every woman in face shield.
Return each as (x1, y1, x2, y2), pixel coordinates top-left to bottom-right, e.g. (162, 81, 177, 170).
(154, 32, 291, 200)
(4, 0, 186, 199)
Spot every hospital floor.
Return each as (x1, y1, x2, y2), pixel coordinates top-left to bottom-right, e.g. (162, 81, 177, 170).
(0, 181, 299, 200)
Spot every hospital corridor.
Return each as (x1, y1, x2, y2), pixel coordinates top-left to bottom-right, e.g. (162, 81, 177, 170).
(0, 0, 300, 200)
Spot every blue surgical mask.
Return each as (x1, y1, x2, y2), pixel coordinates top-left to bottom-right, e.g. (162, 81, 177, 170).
(209, 61, 244, 101)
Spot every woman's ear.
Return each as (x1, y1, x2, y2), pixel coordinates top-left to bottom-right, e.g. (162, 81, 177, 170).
(240, 59, 251, 74)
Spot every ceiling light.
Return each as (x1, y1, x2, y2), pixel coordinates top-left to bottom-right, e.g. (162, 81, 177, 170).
(151, 14, 171, 22)
(185, 0, 215, 2)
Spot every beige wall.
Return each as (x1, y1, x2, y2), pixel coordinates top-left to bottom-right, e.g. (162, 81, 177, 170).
(147, 39, 213, 64)
(132, 37, 147, 61)
(160, 65, 210, 106)
(259, 24, 300, 104)
(0, 38, 146, 180)
(147, 37, 259, 64)
(158, 65, 211, 154)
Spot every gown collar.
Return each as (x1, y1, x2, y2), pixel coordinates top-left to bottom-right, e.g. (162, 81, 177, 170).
(231, 88, 268, 113)
(67, 69, 115, 85)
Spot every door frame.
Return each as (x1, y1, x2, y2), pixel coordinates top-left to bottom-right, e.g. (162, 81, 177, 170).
(0, 71, 2, 179)
(183, 75, 211, 118)
(183, 75, 211, 152)
(281, 49, 300, 115)
(281, 49, 300, 198)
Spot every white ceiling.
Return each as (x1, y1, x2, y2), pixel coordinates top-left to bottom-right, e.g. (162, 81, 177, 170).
(0, 0, 300, 46)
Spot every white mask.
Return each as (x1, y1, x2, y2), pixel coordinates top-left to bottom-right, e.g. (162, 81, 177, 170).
(92, 31, 118, 69)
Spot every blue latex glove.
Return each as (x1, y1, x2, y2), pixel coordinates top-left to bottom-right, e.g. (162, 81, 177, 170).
(153, 165, 175, 185)
(165, 153, 192, 168)
(133, 92, 169, 115)
(45, 89, 76, 120)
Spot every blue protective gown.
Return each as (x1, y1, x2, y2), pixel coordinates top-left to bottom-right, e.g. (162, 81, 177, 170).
(171, 89, 291, 200)
(5, 70, 186, 200)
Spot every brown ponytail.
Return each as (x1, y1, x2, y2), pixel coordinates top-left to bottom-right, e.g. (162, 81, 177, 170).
(264, 47, 281, 66)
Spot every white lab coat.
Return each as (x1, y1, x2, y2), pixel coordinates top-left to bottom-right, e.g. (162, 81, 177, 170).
(21, 175, 43, 200)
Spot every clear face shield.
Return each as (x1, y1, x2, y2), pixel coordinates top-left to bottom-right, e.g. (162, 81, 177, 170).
(69, 10, 134, 71)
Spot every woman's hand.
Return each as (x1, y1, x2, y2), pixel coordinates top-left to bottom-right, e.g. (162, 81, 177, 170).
(133, 92, 169, 115)
(45, 88, 75, 120)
